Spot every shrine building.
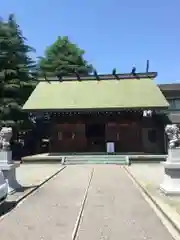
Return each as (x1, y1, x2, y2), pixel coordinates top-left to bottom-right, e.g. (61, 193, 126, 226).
(22, 71, 169, 154)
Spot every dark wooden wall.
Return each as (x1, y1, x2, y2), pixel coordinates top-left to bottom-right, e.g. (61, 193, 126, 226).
(49, 112, 165, 153)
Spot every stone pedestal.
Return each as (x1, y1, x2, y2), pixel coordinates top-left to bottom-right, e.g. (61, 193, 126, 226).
(0, 151, 21, 194)
(0, 151, 12, 164)
(160, 148, 180, 195)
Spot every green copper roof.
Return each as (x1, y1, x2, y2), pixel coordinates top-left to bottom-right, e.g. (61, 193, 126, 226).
(23, 78, 169, 111)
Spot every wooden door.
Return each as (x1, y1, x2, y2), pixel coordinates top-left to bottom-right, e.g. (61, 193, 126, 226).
(116, 123, 141, 153)
(51, 123, 86, 152)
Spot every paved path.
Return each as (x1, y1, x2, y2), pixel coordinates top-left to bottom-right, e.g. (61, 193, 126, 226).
(0, 165, 175, 240)
(76, 166, 174, 240)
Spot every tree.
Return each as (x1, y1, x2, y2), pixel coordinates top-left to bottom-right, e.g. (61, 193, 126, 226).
(0, 14, 36, 129)
(38, 36, 93, 76)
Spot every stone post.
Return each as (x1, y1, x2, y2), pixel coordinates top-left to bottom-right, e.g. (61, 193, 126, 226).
(160, 124, 180, 195)
(0, 127, 21, 194)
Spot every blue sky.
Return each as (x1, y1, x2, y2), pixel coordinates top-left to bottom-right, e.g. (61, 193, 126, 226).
(1, 0, 180, 83)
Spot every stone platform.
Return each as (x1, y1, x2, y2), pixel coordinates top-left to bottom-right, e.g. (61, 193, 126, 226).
(22, 152, 167, 165)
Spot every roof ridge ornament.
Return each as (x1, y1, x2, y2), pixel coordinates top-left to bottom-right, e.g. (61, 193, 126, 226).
(56, 72, 62, 81)
(93, 70, 100, 80)
(112, 68, 119, 80)
(43, 72, 51, 83)
(131, 66, 141, 80)
(131, 66, 136, 75)
(73, 70, 81, 81)
(37, 71, 157, 82)
(146, 60, 149, 73)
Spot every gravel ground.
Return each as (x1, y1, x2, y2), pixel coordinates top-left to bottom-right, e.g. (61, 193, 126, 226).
(15, 163, 64, 186)
(8, 163, 65, 202)
(127, 163, 164, 188)
(126, 163, 180, 229)
(127, 164, 180, 209)
(0, 165, 175, 240)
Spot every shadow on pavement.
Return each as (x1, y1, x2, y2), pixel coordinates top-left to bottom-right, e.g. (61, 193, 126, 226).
(0, 201, 17, 217)
(15, 185, 38, 193)
(0, 185, 39, 218)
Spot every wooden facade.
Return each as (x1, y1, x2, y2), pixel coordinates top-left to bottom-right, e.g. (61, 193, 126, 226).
(22, 73, 169, 154)
(48, 111, 166, 154)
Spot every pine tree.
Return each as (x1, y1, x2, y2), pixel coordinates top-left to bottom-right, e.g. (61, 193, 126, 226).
(38, 36, 93, 76)
(0, 14, 36, 130)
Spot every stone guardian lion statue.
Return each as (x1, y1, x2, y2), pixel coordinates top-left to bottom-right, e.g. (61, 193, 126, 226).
(165, 124, 180, 149)
(0, 127, 13, 151)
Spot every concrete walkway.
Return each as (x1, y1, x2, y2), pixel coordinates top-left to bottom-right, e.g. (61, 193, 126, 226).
(0, 165, 175, 240)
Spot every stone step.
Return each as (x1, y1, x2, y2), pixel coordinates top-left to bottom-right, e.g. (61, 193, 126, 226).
(64, 155, 129, 165)
(65, 161, 127, 165)
(65, 158, 127, 161)
(65, 156, 127, 160)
